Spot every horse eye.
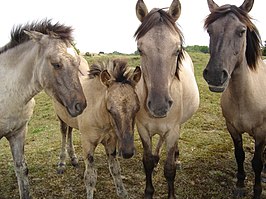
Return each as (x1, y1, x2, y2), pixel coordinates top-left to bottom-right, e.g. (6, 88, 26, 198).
(137, 48, 143, 56)
(176, 49, 180, 56)
(52, 63, 62, 69)
(238, 28, 246, 37)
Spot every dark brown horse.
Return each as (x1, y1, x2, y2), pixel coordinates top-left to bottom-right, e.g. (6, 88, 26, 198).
(203, 0, 266, 198)
(135, 0, 200, 198)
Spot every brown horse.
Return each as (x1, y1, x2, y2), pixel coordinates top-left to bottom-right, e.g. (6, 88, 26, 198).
(135, 0, 200, 198)
(53, 59, 141, 199)
(0, 19, 86, 199)
(203, 0, 266, 198)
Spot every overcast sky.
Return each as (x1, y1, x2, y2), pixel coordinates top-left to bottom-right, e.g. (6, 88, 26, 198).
(0, 0, 265, 54)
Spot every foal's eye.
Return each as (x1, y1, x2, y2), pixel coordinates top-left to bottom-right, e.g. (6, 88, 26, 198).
(52, 63, 62, 69)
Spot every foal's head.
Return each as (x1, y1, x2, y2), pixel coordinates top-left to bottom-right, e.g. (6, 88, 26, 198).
(135, 0, 184, 118)
(91, 60, 141, 159)
(203, 0, 261, 92)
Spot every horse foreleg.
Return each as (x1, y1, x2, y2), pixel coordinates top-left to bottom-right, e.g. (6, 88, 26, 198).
(252, 136, 265, 199)
(82, 137, 97, 199)
(57, 117, 68, 174)
(164, 133, 178, 199)
(66, 126, 79, 167)
(227, 122, 246, 197)
(7, 126, 31, 199)
(141, 137, 156, 199)
(105, 140, 128, 198)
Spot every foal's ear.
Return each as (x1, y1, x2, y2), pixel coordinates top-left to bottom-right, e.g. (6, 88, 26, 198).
(239, 0, 254, 12)
(130, 66, 141, 87)
(169, 0, 181, 22)
(136, 0, 148, 22)
(24, 30, 44, 42)
(100, 70, 112, 87)
(207, 0, 219, 12)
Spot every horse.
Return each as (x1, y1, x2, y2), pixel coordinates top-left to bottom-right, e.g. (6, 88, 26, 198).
(134, 0, 200, 198)
(53, 59, 141, 199)
(56, 55, 89, 173)
(203, 0, 266, 198)
(0, 19, 86, 199)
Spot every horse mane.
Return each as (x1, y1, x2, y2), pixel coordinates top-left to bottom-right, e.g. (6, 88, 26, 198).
(0, 19, 74, 54)
(88, 59, 133, 85)
(204, 5, 262, 70)
(134, 8, 184, 79)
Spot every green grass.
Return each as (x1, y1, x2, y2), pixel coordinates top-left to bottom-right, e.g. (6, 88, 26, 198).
(0, 52, 263, 199)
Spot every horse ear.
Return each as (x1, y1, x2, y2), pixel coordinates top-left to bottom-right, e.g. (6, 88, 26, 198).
(130, 66, 142, 87)
(169, 0, 181, 22)
(207, 0, 219, 12)
(24, 30, 44, 42)
(136, 0, 148, 22)
(100, 70, 112, 87)
(239, 0, 254, 12)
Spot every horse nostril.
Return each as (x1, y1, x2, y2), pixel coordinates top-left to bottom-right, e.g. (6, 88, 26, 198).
(168, 99, 173, 108)
(147, 101, 151, 109)
(75, 103, 81, 112)
(221, 70, 229, 84)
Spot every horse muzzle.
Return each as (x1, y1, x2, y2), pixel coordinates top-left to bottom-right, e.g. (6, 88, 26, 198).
(203, 66, 230, 93)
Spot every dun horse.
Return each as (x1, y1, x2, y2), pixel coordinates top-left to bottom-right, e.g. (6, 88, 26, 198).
(56, 55, 89, 173)
(53, 59, 141, 199)
(135, 0, 200, 198)
(0, 20, 86, 199)
(203, 0, 266, 198)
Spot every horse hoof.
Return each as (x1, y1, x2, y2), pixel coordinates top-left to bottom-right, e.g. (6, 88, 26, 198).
(71, 157, 79, 167)
(176, 160, 182, 170)
(233, 187, 246, 198)
(57, 168, 65, 174)
(261, 172, 266, 183)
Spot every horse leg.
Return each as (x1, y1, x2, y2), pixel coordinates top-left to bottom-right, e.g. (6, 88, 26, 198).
(141, 136, 156, 199)
(57, 117, 68, 174)
(7, 127, 31, 199)
(66, 126, 79, 167)
(82, 138, 97, 199)
(252, 135, 265, 199)
(164, 132, 179, 199)
(103, 137, 128, 198)
(227, 123, 246, 197)
(261, 148, 266, 183)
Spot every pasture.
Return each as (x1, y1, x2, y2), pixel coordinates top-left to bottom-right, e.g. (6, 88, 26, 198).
(0, 52, 265, 199)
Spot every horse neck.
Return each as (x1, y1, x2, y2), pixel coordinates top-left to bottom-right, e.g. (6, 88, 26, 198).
(0, 41, 42, 104)
(225, 59, 263, 102)
(84, 77, 110, 122)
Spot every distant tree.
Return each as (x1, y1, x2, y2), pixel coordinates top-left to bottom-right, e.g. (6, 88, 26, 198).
(112, 51, 122, 55)
(263, 40, 266, 56)
(134, 50, 140, 55)
(185, 45, 209, 53)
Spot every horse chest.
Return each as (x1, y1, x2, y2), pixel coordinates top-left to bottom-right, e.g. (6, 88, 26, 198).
(222, 97, 264, 133)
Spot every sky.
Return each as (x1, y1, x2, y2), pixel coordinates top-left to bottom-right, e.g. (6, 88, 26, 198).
(0, 0, 265, 54)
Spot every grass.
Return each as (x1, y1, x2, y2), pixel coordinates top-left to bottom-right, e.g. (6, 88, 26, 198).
(0, 52, 264, 199)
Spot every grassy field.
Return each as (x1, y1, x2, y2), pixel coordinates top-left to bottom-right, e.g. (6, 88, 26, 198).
(0, 52, 264, 199)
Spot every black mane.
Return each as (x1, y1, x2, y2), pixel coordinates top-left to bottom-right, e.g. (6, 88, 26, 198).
(0, 19, 74, 54)
(88, 59, 133, 84)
